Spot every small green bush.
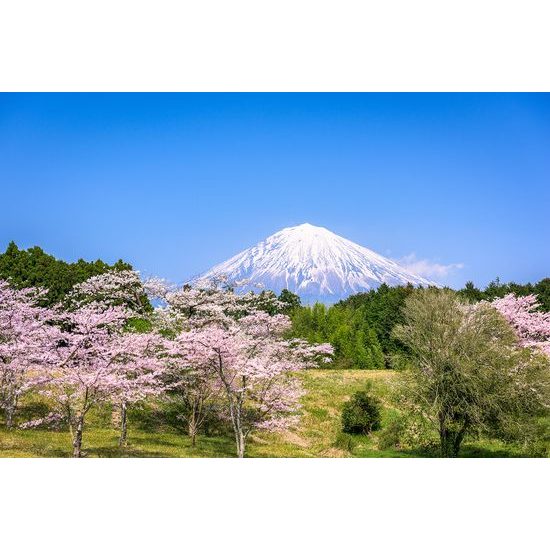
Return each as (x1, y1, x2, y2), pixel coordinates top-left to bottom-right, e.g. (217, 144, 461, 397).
(377, 414, 405, 450)
(378, 412, 436, 452)
(341, 390, 381, 435)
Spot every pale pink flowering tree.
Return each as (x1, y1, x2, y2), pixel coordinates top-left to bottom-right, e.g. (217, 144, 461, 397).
(161, 285, 251, 327)
(147, 280, 258, 448)
(176, 310, 333, 457)
(26, 297, 167, 456)
(149, 286, 225, 447)
(164, 336, 221, 447)
(0, 280, 58, 427)
(492, 294, 550, 357)
(143, 276, 175, 301)
(107, 331, 168, 447)
(153, 278, 332, 456)
(68, 270, 175, 447)
(71, 269, 182, 315)
(30, 303, 131, 456)
(151, 275, 279, 328)
(36, 268, 171, 455)
(67, 269, 150, 313)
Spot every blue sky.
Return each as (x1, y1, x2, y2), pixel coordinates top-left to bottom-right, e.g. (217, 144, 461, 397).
(0, 93, 548, 288)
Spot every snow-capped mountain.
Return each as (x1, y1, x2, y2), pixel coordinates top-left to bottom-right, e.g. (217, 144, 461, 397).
(192, 223, 436, 303)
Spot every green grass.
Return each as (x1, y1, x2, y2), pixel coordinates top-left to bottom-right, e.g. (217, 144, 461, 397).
(0, 370, 531, 458)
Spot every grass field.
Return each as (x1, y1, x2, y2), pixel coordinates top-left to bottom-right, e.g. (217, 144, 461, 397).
(0, 370, 527, 458)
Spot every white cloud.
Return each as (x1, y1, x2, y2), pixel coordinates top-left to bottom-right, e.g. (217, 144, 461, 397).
(397, 253, 464, 281)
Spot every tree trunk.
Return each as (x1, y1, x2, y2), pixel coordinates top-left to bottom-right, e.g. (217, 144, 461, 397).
(4, 394, 18, 429)
(440, 431, 457, 457)
(72, 417, 84, 458)
(439, 422, 468, 458)
(5, 404, 14, 429)
(232, 406, 246, 458)
(235, 429, 246, 458)
(453, 423, 468, 456)
(118, 402, 128, 447)
(227, 398, 246, 457)
(188, 411, 198, 447)
(217, 354, 247, 458)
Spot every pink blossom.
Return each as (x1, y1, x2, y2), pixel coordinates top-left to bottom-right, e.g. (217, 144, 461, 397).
(492, 294, 550, 356)
(68, 269, 149, 313)
(0, 280, 59, 427)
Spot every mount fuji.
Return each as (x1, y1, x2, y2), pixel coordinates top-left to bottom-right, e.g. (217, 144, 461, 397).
(192, 223, 436, 303)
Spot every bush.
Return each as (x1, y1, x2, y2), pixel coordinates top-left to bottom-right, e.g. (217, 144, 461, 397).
(378, 412, 437, 452)
(341, 389, 381, 435)
(377, 413, 405, 450)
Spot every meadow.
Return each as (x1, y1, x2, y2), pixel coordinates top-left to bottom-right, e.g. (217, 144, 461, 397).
(0, 370, 525, 458)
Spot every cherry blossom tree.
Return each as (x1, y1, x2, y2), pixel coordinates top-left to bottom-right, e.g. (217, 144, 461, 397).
(175, 310, 332, 457)
(151, 278, 332, 456)
(150, 275, 280, 326)
(86, 279, 206, 447)
(107, 331, 168, 447)
(67, 269, 151, 313)
(149, 285, 226, 447)
(30, 303, 131, 456)
(0, 280, 58, 427)
(46, 270, 171, 453)
(21, 296, 166, 457)
(28, 267, 173, 455)
(492, 294, 550, 357)
(164, 338, 220, 447)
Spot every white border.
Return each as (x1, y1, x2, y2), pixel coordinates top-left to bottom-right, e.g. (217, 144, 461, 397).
(1, 1, 549, 91)
(1, 458, 548, 549)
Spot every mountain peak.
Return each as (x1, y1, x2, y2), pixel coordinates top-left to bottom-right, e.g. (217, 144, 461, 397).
(290, 222, 324, 230)
(192, 224, 436, 303)
(284, 222, 334, 235)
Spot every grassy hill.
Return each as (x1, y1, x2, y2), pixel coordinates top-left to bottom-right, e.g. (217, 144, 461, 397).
(0, 370, 526, 458)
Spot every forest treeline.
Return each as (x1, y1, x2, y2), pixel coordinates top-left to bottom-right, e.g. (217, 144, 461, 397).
(288, 278, 550, 369)
(0, 241, 132, 305)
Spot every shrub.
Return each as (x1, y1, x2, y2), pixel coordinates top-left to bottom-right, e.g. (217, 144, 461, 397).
(341, 389, 381, 435)
(377, 413, 405, 450)
(377, 411, 437, 452)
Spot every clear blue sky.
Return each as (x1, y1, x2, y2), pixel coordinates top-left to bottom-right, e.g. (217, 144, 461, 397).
(1, 93, 548, 288)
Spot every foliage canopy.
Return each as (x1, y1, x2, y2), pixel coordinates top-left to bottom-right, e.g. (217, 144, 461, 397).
(0, 241, 133, 306)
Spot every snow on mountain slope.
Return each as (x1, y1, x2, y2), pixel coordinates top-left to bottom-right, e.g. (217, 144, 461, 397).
(192, 223, 437, 302)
